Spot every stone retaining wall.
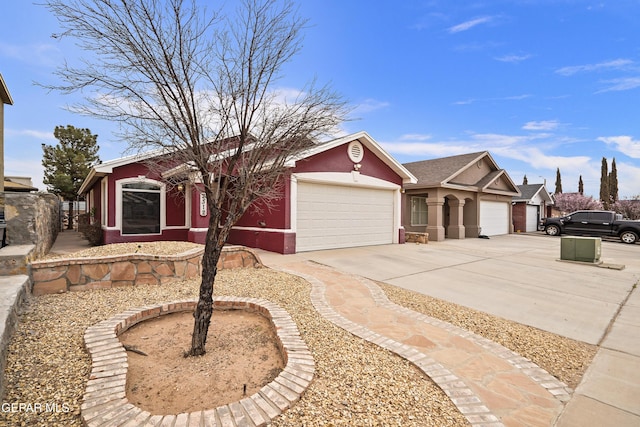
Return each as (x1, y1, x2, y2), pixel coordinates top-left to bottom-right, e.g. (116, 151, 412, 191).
(30, 246, 262, 296)
(5, 193, 60, 258)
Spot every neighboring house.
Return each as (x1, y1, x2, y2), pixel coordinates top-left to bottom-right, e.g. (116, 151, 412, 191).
(79, 131, 416, 254)
(4, 176, 37, 193)
(0, 74, 13, 195)
(512, 184, 553, 232)
(402, 151, 520, 241)
(1, 74, 14, 246)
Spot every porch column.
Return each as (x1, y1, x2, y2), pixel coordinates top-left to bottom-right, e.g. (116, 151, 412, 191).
(448, 199, 466, 239)
(426, 198, 445, 241)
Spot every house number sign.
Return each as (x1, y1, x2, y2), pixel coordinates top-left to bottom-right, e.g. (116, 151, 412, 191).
(200, 192, 207, 217)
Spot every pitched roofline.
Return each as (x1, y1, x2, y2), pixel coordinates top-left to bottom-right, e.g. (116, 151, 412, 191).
(0, 74, 14, 105)
(442, 151, 490, 184)
(514, 183, 553, 203)
(288, 131, 417, 184)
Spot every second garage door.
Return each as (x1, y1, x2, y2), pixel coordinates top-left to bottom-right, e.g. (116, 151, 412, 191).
(479, 201, 510, 236)
(296, 181, 395, 252)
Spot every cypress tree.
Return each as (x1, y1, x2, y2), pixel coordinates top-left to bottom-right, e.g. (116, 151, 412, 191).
(578, 175, 584, 195)
(609, 158, 618, 203)
(600, 157, 610, 209)
(554, 168, 562, 194)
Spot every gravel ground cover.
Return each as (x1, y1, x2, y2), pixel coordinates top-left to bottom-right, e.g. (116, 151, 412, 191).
(0, 243, 596, 426)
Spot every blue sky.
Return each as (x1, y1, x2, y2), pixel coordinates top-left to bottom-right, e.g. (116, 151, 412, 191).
(2, 1, 640, 198)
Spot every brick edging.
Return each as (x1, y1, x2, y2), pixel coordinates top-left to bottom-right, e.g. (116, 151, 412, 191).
(354, 276, 573, 401)
(282, 266, 572, 427)
(81, 297, 313, 427)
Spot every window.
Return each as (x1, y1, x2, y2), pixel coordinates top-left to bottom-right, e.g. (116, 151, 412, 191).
(121, 182, 161, 234)
(411, 197, 428, 226)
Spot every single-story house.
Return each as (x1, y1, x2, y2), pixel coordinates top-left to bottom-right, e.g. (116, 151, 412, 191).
(79, 131, 417, 254)
(4, 176, 38, 192)
(512, 184, 553, 232)
(402, 151, 520, 241)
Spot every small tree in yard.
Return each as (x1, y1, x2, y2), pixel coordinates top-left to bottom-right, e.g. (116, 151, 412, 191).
(42, 125, 100, 230)
(43, 0, 347, 356)
(553, 192, 602, 213)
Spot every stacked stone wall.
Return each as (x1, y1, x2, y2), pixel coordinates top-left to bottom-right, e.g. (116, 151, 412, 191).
(5, 193, 60, 258)
(30, 246, 262, 296)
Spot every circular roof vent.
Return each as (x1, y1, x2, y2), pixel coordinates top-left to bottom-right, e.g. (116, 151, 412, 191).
(348, 140, 364, 163)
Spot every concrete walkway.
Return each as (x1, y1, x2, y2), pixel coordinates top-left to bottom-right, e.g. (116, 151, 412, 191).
(279, 260, 569, 426)
(257, 234, 640, 427)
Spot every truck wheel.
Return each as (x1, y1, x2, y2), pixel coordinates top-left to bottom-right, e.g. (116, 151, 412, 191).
(620, 230, 638, 244)
(545, 225, 560, 236)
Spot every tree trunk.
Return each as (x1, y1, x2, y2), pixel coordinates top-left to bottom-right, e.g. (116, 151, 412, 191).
(186, 219, 224, 357)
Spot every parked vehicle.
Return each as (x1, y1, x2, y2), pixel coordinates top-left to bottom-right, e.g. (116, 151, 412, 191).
(541, 210, 640, 244)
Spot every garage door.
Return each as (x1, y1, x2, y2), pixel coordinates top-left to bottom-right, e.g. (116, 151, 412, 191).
(526, 205, 539, 232)
(296, 181, 395, 252)
(479, 201, 509, 236)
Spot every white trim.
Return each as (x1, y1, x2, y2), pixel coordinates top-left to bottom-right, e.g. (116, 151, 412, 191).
(189, 228, 209, 233)
(293, 172, 401, 190)
(290, 175, 298, 233)
(101, 177, 108, 227)
(231, 226, 295, 233)
(286, 131, 417, 184)
(115, 177, 166, 234)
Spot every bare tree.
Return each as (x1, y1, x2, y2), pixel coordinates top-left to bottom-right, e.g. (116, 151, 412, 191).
(43, 0, 348, 356)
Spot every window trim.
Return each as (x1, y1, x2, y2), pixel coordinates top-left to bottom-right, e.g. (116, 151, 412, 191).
(115, 177, 166, 235)
(411, 196, 428, 226)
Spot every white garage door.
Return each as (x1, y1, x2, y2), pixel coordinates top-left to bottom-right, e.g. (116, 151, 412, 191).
(526, 205, 539, 232)
(296, 181, 395, 252)
(479, 201, 509, 236)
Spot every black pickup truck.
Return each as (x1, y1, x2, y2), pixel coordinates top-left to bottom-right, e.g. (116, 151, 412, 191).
(541, 210, 640, 244)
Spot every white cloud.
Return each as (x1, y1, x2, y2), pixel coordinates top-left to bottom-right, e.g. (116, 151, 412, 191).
(522, 120, 560, 131)
(0, 42, 61, 68)
(598, 135, 640, 158)
(555, 59, 633, 76)
(6, 128, 56, 141)
(596, 77, 640, 93)
(351, 98, 390, 115)
(448, 16, 493, 33)
(615, 161, 640, 199)
(495, 54, 532, 63)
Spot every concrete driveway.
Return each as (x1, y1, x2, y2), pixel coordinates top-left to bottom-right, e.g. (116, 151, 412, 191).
(257, 233, 640, 426)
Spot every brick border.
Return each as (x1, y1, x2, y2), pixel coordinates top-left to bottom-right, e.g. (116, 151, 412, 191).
(81, 297, 314, 427)
(284, 267, 572, 427)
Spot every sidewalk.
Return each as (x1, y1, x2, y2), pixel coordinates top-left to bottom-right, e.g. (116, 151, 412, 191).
(256, 236, 640, 427)
(267, 259, 569, 427)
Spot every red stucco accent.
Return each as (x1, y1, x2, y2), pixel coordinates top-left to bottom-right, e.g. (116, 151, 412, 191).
(228, 228, 296, 254)
(293, 143, 402, 185)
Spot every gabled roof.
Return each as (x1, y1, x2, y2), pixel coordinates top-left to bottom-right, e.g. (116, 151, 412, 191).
(287, 131, 417, 184)
(0, 74, 13, 105)
(514, 184, 553, 203)
(79, 131, 417, 194)
(403, 151, 520, 196)
(403, 151, 486, 186)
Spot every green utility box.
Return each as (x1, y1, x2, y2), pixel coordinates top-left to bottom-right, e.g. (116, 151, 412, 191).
(560, 236, 602, 263)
